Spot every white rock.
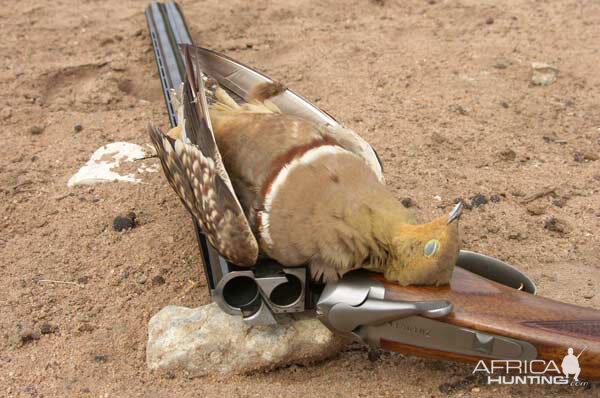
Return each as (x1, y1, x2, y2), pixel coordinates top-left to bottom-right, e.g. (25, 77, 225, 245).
(147, 303, 348, 375)
(68, 142, 157, 187)
(531, 63, 559, 86)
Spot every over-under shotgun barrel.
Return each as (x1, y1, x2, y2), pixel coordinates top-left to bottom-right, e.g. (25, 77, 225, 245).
(371, 268, 600, 379)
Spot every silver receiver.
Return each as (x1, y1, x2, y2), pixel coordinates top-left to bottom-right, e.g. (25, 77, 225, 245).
(316, 270, 537, 361)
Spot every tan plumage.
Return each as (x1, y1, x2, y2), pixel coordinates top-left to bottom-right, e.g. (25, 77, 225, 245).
(149, 44, 462, 285)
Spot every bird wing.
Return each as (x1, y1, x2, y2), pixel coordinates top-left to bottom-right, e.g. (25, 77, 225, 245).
(185, 45, 384, 181)
(147, 45, 258, 266)
(320, 124, 385, 183)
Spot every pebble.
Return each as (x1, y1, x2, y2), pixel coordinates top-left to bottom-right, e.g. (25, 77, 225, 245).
(438, 383, 452, 393)
(113, 212, 137, 231)
(499, 149, 516, 161)
(574, 151, 598, 162)
(470, 194, 488, 208)
(531, 63, 559, 86)
(78, 276, 90, 285)
(152, 275, 166, 286)
(490, 194, 503, 203)
(29, 125, 44, 135)
(508, 232, 527, 241)
(552, 197, 567, 208)
(40, 323, 58, 335)
(485, 17, 494, 25)
(94, 355, 108, 363)
(74, 124, 83, 132)
(500, 101, 509, 108)
(544, 216, 567, 233)
(367, 348, 383, 362)
(138, 275, 148, 285)
(401, 197, 415, 208)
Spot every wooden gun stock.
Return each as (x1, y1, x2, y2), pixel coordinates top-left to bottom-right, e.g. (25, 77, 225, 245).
(370, 268, 600, 379)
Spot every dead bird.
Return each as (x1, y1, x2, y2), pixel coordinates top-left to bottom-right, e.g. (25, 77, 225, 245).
(148, 44, 462, 285)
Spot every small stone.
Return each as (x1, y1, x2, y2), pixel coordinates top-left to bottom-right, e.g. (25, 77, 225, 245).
(450, 104, 468, 115)
(94, 355, 108, 363)
(583, 293, 595, 299)
(470, 194, 488, 208)
(526, 204, 546, 216)
(508, 232, 527, 241)
(367, 348, 382, 362)
(574, 151, 598, 162)
(493, 63, 507, 70)
(152, 275, 166, 286)
(487, 225, 500, 234)
(472, 387, 481, 393)
(74, 124, 83, 132)
(438, 383, 452, 393)
(544, 216, 567, 233)
(401, 197, 415, 208)
(138, 275, 148, 285)
(500, 101, 509, 108)
(485, 17, 494, 25)
(552, 197, 567, 208)
(40, 323, 58, 335)
(531, 63, 559, 86)
(113, 213, 136, 231)
(490, 194, 503, 203)
(499, 149, 516, 161)
(78, 276, 90, 285)
(163, 372, 176, 380)
(29, 126, 44, 135)
(121, 271, 130, 280)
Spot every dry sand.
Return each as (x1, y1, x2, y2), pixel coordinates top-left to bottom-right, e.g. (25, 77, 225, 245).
(1, 0, 599, 397)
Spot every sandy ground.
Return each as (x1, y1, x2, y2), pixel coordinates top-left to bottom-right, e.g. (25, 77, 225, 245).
(1, 0, 600, 397)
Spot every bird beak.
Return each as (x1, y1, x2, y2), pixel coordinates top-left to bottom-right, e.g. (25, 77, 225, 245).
(447, 202, 463, 224)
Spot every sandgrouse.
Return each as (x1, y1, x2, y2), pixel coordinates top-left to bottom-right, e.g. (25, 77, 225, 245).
(148, 44, 462, 285)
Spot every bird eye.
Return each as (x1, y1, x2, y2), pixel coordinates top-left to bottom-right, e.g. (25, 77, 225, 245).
(424, 239, 440, 257)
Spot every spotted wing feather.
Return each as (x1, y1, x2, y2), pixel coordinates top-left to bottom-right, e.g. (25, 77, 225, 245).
(148, 48, 258, 266)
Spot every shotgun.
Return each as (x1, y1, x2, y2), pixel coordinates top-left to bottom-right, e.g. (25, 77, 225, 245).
(145, 1, 600, 381)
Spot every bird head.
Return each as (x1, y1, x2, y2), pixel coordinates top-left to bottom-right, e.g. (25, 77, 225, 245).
(368, 202, 462, 286)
